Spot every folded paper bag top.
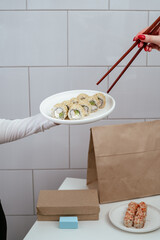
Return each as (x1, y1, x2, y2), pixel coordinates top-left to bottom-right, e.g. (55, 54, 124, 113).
(91, 120, 160, 157)
(37, 189, 100, 221)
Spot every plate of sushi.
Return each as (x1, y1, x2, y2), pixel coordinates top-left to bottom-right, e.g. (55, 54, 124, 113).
(40, 90, 115, 125)
(109, 201, 160, 233)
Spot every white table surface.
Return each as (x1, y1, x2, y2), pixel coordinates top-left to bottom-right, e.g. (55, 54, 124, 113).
(24, 177, 160, 240)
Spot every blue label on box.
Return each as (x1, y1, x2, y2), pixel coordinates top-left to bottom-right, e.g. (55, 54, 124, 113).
(59, 216, 78, 229)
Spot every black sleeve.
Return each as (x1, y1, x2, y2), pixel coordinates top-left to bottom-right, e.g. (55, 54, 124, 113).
(0, 201, 7, 240)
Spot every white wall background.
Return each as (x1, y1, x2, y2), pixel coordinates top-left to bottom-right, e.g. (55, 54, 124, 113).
(0, 1, 160, 239)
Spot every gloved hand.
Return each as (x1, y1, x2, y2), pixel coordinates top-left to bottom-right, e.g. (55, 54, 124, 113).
(0, 114, 57, 144)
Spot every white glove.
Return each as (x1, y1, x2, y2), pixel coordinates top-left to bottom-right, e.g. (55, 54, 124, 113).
(0, 114, 57, 144)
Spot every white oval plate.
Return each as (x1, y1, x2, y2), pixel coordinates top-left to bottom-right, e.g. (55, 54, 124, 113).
(109, 203, 160, 233)
(40, 90, 115, 125)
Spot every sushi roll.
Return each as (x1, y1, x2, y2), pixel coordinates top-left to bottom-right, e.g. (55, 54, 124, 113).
(94, 93, 106, 109)
(87, 96, 100, 112)
(134, 202, 147, 228)
(79, 99, 91, 116)
(123, 202, 139, 228)
(68, 104, 85, 120)
(51, 103, 68, 120)
(70, 97, 79, 105)
(62, 100, 71, 110)
(123, 212, 134, 228)
(138, 201, 147, 214)
(77, 93, 89, 101)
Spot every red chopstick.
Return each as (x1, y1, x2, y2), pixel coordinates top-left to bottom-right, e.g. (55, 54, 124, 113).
(107, 46, 144, 93)
(107, 21, 160, 93)
(96, 16, 160, 87)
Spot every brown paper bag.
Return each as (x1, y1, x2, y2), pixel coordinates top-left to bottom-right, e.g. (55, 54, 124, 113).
(87, 120, 160, 204)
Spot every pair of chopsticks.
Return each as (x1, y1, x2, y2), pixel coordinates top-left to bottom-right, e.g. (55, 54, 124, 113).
(97, 16, 160, 93)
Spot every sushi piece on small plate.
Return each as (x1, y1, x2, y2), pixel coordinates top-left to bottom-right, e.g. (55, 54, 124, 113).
(109, 201, 160, 233)
(123, 202, 139, 228)
(134, 202, 147, 228)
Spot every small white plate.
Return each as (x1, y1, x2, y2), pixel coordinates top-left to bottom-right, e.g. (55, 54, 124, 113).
(40, 90, 115, 125)
(109, 203, 160, 233)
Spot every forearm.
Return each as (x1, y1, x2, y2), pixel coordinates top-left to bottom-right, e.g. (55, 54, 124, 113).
(0, 114, 56, 144)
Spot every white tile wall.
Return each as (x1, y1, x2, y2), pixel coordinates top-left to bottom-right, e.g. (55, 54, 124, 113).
(0, 2, 159, 240)
(108, 67, 160, 118)
(0, 68, 29, 119)
(30, 67, 71, 114)
(0, 0, 26, 10)
(27, 0, 109, 10)
(68, 67, 109, 91)
(110, 0, 160, 10)
(0, 12, 67, 66)
(0, 171, 33, 215)
(69, 11, 147, 66)
(70, 120, 107, 169)
(6, 216, 36, 240)
(0, 126, 69, 169)
(148, 12, 160, 66)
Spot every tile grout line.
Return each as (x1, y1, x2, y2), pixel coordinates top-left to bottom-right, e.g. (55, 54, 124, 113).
(146, 11, 150, 66)
(67, 10, 69, 66)
(108, 0, 110, 10)
(108, 118, 160, 120)
(28, 67, 31, 116)
(148, 11, 150, 25)
(32, 170, 36, 215)
(0, 168, 88, 171)
(6, 214, 36, 217)
(0, 65, 160, 68)
(2, 64, 160, 68)
(0, 9, 159, 12)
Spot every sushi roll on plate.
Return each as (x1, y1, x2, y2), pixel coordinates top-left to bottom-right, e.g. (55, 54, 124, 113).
(123, 202, 139, 228)
(51, 103, 68, 120)
(78, 99, 91, 116)
(124, 201, 147, 229)
(94, 93, 106, 109)
(108, 201, 160, 233)
(62, 100, 71, 110)
(68, 104, 85, 120)
(87, 96, 100, 112)
(70, 97, 79, 105)
(134, 202, 147, 228)
(77, 93, 89, 101)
